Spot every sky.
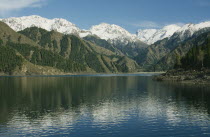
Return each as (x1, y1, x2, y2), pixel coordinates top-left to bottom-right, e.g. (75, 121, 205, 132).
(0, 0, 210, 33)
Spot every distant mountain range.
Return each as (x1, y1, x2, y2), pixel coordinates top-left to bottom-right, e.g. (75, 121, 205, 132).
(1, 15, 210, 45)
(0, 15, 210, 74)
(0, 15, 139, 44)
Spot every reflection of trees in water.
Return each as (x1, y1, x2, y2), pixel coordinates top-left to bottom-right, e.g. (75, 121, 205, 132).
(0, 76, 141, 123)
(0, 76, 210, 132)
(146, 80, 210, 126)
(147, 80, 210, 110)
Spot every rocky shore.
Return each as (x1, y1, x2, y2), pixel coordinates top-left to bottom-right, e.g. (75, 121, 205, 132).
(154, 69, 210, 84)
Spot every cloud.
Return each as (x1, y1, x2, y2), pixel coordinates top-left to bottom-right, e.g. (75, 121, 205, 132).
(173, 22, 185, 27)
(130, 21, 185, 29)
(0, 0, 48, 16)
(131, 21, 161, 29)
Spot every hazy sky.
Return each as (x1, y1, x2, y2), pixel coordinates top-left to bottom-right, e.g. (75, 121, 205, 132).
(1, 0, 210, 33)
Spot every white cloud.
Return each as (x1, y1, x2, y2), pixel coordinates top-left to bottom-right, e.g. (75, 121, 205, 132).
(131, 21, 185, 29)
(131, 21, 161, 29)
(0, 0, 48, 16)
(173, 22, 185, 27)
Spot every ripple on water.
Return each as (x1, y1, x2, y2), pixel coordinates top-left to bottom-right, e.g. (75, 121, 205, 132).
(0, 76, 210, 137)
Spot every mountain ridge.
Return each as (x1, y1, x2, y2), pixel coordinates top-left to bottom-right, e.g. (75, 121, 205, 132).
(0, 15, 141, 44)
(2, 15, 210, 46)
(137, 24, 182, 44)
(137, 22, 210, 44)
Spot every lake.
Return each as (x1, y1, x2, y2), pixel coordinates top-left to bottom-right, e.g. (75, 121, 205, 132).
(0, 74, 210, 137)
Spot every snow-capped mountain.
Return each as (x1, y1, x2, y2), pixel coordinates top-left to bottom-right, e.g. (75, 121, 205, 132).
(0, 15, 81, 35)
(89, 23, 139, 44)
(0, 15, 140, 44)
(137, 25, 182, 44)
(1, 15, 210, 46)
(175, 21, 210, 39)
(137, 21, 210, 44)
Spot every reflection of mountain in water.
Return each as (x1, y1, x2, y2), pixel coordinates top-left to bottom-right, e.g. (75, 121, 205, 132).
(0, 76, 143, 123)
(0, 76, 210, 136)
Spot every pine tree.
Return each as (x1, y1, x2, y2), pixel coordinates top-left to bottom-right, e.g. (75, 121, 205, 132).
(197, 49, 205, 68)
(175, 54, 182, 68)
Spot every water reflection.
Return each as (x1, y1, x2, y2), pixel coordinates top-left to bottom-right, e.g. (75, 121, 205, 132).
(0, 76, 210, 137)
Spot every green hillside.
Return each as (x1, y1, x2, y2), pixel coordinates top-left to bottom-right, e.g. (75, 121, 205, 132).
(0, 46, 23, 74)
(0, 22, 140, 75)
(176, 33, 210, 69)
(19, 27, 140, 73)
(136, 28, 210, 71)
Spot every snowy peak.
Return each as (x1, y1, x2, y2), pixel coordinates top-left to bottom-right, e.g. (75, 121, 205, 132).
(1, 15, 210, 46)
(0, 15, 140, 44)
(0, 15, 81, 34)
(176, 21, 210, 38)
(162, 24, 182, 35)
(137, 29, 158, 44)
(137, 21, 210, 45)
(137, 24, 181, 44)
(89, 23, 138, 42)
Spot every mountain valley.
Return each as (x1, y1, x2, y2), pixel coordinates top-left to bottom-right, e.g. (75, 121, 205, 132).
(1, 15, 210, 75)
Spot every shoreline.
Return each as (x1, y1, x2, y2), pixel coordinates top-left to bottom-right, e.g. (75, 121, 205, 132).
(0, 72, 164, 77)
(154, 69, 210, 85)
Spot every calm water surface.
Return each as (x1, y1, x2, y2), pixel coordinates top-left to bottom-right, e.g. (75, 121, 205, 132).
(0, 74, 210, 137)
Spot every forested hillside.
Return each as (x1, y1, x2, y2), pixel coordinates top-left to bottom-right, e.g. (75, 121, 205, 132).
(175, 34, 210, 69)
(136, 28, 210, 71)
(0, 22, 140, 75)
(0, 45, 23, 74)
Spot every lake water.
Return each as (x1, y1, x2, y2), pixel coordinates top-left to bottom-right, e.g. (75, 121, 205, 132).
(0, 74, 210, 137)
